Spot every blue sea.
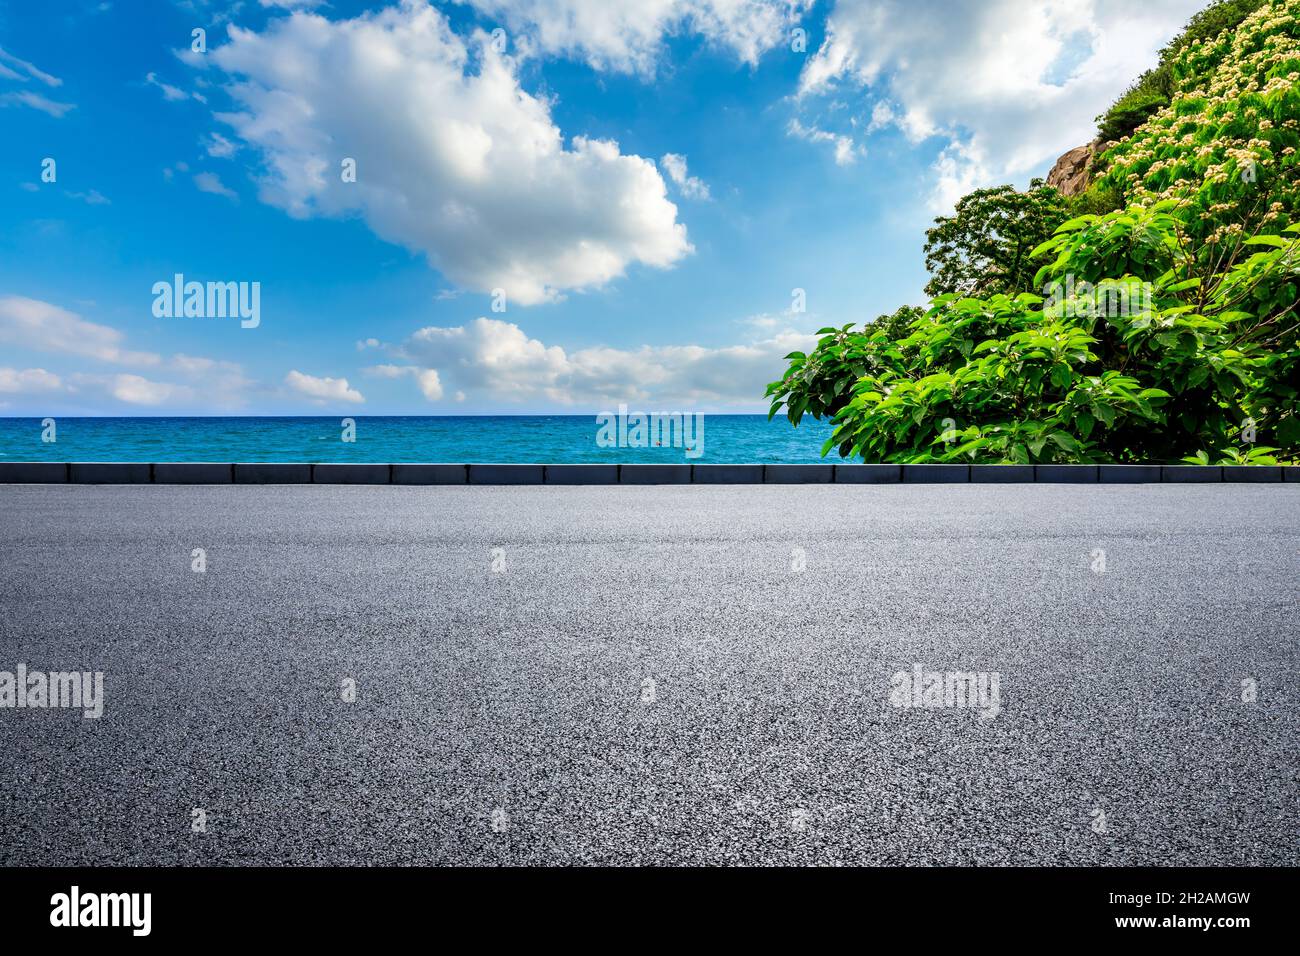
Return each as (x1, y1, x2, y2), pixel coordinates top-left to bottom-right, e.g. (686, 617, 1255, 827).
(0, 416, 838, 463)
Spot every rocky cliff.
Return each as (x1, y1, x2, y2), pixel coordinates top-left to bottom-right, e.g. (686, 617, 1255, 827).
(1046, 140, 1100, 196)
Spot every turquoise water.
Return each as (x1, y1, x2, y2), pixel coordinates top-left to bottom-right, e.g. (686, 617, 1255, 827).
(0, 416, 837, 463)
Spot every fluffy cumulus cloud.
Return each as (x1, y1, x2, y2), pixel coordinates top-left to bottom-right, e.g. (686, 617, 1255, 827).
(457, 0, 811, 75)
(374, 315, 816, 409)
(797, 0, 1206, 207)
(206, 1, 691, 304)
(285, 369, 365, 404)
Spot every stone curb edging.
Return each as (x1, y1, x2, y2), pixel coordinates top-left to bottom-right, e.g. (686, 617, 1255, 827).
(0, 462, 1296, 484)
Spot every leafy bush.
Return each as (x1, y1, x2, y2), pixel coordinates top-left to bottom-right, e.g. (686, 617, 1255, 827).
(1099, 0, 1300, 243)
(766, 0, 1300, 465)
(763, 306, 923, 456)
(1162, 0, 1271, 60)
(1097, 81, 1170, 145)
(1094, 0, 1268, 147)
(767, 206, 1299, 464)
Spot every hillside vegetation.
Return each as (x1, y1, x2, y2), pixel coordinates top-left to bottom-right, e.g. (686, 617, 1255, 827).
(768, 0, 1300, 465)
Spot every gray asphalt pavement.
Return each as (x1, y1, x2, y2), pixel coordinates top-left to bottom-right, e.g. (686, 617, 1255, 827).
(0, 483, 1296, 866)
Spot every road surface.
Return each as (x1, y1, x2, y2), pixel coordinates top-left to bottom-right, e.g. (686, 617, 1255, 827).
(0, 483, 1295, 865)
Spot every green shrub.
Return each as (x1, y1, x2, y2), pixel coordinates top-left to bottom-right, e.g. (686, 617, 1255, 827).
(1097, 79, 1169, 145)
(1094, 0, 1269, 148)
(1099, 0, 1300, 246)
(766, 207, 1299, 464)
(766, 0, 1300, 465)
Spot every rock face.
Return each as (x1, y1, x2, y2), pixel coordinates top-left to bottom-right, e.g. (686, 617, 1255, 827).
(1046, 141, 1098, 196)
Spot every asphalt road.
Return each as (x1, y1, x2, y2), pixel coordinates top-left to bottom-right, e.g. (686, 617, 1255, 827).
(0, 484, 1295, 866)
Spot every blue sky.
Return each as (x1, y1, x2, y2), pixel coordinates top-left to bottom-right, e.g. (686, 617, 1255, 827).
(0, 0, 1205, 414)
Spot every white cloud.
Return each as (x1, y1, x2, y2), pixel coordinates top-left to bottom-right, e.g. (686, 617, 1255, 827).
(0, 296, 254, 409)
(0, 295, 160, 365)
(0, 367, 63, 393)
(0, 47, 62, 86)
(0, 47, 73, 116)
(145, 72, 187, 101)
(797, 0, 1206, 207)
(103, 373, 190, 406)
(76, 359, 252, 409)
(867, 100, 896, 132)
(786, 117, 863, 166)
(363, 363, 444, 399)
(0, 91, 75, 117)
(145, 71, 204, 103)
(193, 171, 237, 199)
(205, 0, 691, 304)
(66, 189, 111, 205)
(382, 315, 816, 409)
(365, 363, 409, 377)
(660, 153, 710, 200)
(457, 0, 810, 75)
(204, 132, 237, 158)
(167, 354, 254, 406)
(285, 369, 365, 404)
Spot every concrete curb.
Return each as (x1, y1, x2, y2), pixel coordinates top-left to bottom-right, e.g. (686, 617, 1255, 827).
(1, 462, 1296, 485)
(313, 463, 391, 485)
(545, 464, 619, 485)
(971, 464, 1033, 483)
(468, 464, 544, 485)
(764, 464, 833, 484)
(0, 463, 68, 481)
(0, 462, 68, 483)
(391, 464, 467, 485)
(1036, 465, 1098, 483)
(834, 464, 901, 484)
(154, 462, 233, 484)
(693, 464, 764, 484)
(1223, 465, 1282, 482)
(619, 464, 691, 484)
(904, 464, 969, 483)
(235, 463, 312, 484)
(1163, 465, 1221, 482)
(1099, 464, 1162, 483)
(70, 462, 152, 484)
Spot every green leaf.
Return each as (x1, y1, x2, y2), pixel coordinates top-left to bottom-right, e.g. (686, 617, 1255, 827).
(1048, 431, 1081, 453)
(1076, 410, 1095, 439)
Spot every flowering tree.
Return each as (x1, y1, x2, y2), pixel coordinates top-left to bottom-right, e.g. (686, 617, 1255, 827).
(767, 0, 1300, 465)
